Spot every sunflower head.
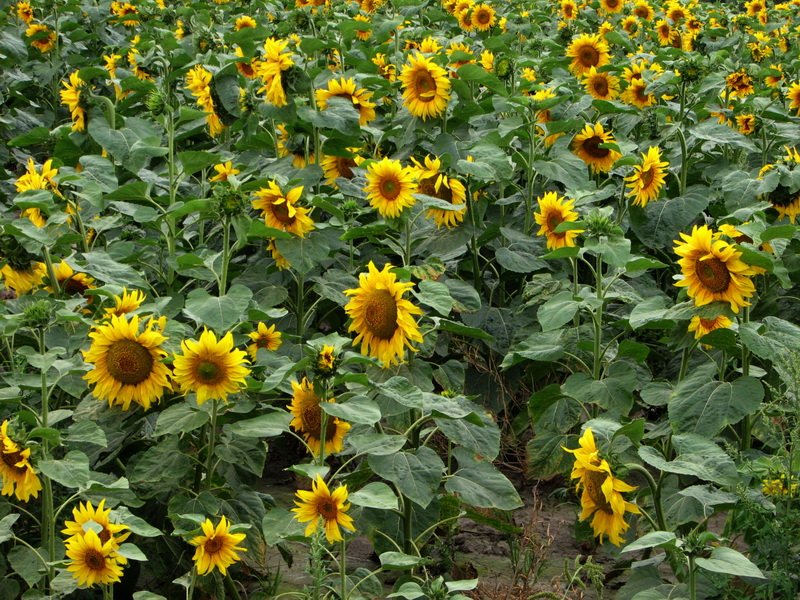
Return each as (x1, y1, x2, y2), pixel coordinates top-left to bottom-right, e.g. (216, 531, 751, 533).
(288, 377, 350, 456)
(400, 53, 452, 120)
(534, 192, 584, 250)
(173, 329, 251, 404)
(190, 515, 247, 576)
(363, 158, 418, 219)
(292, 475, 356, 543)
(565, 33, 610, 76)
(572, 122, 623, 173)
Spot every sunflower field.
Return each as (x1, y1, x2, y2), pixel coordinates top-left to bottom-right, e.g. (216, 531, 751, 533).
(2, 0, 800, 597)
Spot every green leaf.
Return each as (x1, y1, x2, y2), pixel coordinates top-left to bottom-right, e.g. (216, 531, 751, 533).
(562, 362, 638, 417)
(262, 508, 305, 545)
(0, 514, 19, 543)
(368, 447, 444, 508)
(133, 593, 168, 600)
(629, 296, 672, 330)
(183, 284, 253, 332)
(349, 482, 399, 511)
(322, 396, 381, 425)
(435, 411, 500, 460)
(9, 545, 44, 587)
(584, 235, 632, 268)
(630, 186, 709, 249)
(444, 279, 481, 312)
(528, 384, 582, 431)
(128, 438, 193, 496)
(495, 246, 546, 273)
(669, 368, 764, 436)
(525, 429, 572, 480)
(378, 376, 423, 409)
(501, 330, 564, 367)
(436, 318, 495, 341)
(348, 433, 407, 455)
(178, 151, 220, 176)
(695, 547, 765, 579)
(620, 531, 677, 553)
(154, 403, 209, 436)
(38, 451, 90, 489)
(538, 290, 579, 332)
(415, 280, 453, 316)
(388, 582, 425, 599)
(225, 411, 292, 438)
(66, 421, 108, 447)
(445, 448, 522, 510)
(379, 552, 426, 570)
(8, 127, 51, 148)
(117, 542, 148, 561)
(638, 434, 738, 486)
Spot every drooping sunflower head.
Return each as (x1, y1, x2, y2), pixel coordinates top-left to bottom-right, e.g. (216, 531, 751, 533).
(768, 183, 800, 223)
(736, 114, 756, 135)
(0, 421, 42, 502)
(247, 322, 282, 359)
(321, 148, 363, 187)
(0, 262, 47, 296)
(565, 33, 610, 76)
(673, 225, 759, 313)
(251, 181, 315, 237)
(363, 158, 418, 219)
(343, 261, 424, 367)
(292, 475, 356, 544)
(687, 314, 733, 340)
(400, 53, 451, 120)
(288, 377, 350, 456)
(83, 314, 171, 411)
(785, 82, 800, 114)
(583, 66, 619, 101)
(60, 71, 86, 132)
(726, 69, 754, 98)
(572, 122, 623, 173)
(52, 260, 95, 299)
(534, 191, 584, 250)
(624, 146, 669, 207)
(173, 329, 251, 405)
(190, 516, 247, 576)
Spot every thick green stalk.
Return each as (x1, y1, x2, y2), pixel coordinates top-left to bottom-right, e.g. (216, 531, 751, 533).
(741, 306, 753, 451)
(38, 329, 55, 589)
(204, 400, 219, 489)
(340, 539, 347, 599)
(220, 215, 231, 295)
(165, 109, 177, 287)
(687, 555, 697, 600)
(42, 247, 60, 298)
(592, 253, 603, 382)
(676, 128, 689, 195)
(295, 273, 305, 341)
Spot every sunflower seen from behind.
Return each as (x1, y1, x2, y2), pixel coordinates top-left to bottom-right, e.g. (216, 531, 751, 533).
(173, 329, 250, 404)
(83, 314, 171, 411)
(364, 158, 418, 219)
(572, 122, 622, 173)
(400, 53, 451, 120)
(534, 192, 584, 250)
(288, 377, 350, 456)
(563, 428, 640, 546)
(256, 37, 295, 107)
(625, 146, 669, 207)
(190, 515, 247, 576)
(673, 225, 758, 314)
(292, 475, 356, 543)
(344, 261, 424, 367)
(60, 71, 86, 132)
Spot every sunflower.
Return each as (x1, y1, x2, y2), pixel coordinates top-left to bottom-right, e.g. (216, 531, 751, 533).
(315, 345, 338, 376)
(666, 1, 687, 22)
(104, 288, 146, 318)
(632, 0, 654, 20)
(745, 0, 765, 15)
(400, 53, 451, 120)
(247, 322, 282, 359)
(16, 2, 34, 23)
(62, 500, 131, 551)
(621, 79, 655, 109)
(621, 16, 639, 34)
(234, 46, 257, 79)
(736, 114, 756, 135)
(275, 123, 315, 168)
(655, 20, 673, 45)
(599, 0, 624, 14)
(83, 314, 171, 411)
(625, 146, 669, 207)
(687, 314, 733, 340)
(561, 0, 578, 20)
(353, 14, 372, 41)
(764, 64, 783, 88)
(252, 181, 315, 237)
(471, 3, 497, 30)
(110, 1, 139, 26)
(769, 185, 800, 223)
(726, 70, 754, 99)
(583, 67, 619, 101)
(447, 41, 475, 69)
(562, 428, 640, 547)
(566, 34, 610, 76)
(210, 161, 240, 183)
(457, 8, 475, 31)
(0, 262, 46, 296)
(60, 71, 86, 132)
(787, 82, 800, 115)
(65, 529, 124, 587)
(52, 260, 96, 298)
(315, 77, 377, 126)
(185, 65, 224, 138)
(190, 516, 247, 576)
(534, 192, 584, 250)
(267, 239, 291, 270)
(480, 49, 495, 72)
(173, 329, 250, 404)
(292, 475, 356, 544)
(419, 36, 443, 53)
(343, 261, 424, 367)
(25, 23, 56, 53)
(572, 122, 622, 173)
(0, 421, 42, 502)
(256, 38, 294, 107)
(288, 377, 350, 456)
(364, 158, 418, 219)
(234, 15, 257, 30)
(321, 149, 362, 187)
(673, 225, 758, 313)
(532, 88, 563, 147)
(411, 155, 467, 229)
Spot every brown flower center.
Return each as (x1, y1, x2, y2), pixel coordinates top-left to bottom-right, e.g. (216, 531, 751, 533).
(634, 6, 649, 17)
(578, 45, 600, 68)
(584, 469, 613, 513)
(415, 70, 437, 99)
(475, 9, 491, 24)
(547, 211, 564, 233)
(301, 402, 338, 440)
(582, 135, 610, 159)
(379, 176, 401, 201)
(591, 76, 609, 97)
(336, 157, 356, 179)
(418, 176, 453, 202)
(363, 289, 399, 340)
(204, 536, 224, 554)
(317, 499, 338, 520)
(606, 0, 619, 8)
(1, 450, 26, 474)
(63, 276, 89, 296)
(196, 361, 222, 384)
(694, 257, 731, 293)
(564, 5, 574, 17)
(640, 166, 656, 188)
(84, 549, 106, 571)
(106, 339, 154, 385)
(271, 200, 296, 225)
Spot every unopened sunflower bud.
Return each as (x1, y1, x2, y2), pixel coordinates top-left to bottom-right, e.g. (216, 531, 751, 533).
(145, 88, 166, 115)
(23, 299, 52, 330)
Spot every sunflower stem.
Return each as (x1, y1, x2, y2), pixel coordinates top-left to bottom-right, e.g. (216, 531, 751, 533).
(187, 570, 197, 600)
(740, 306, 753, 451)
(220, 214, 231, 295)
(592, 253, 603, 383)
(466, 180, 481, 294)
(687, 555, 698, 600)
(165, 107, 177, 288)
(340, 539, 347, 599)
(403, 213, 412, 267)
(103, 584, 114, 600)
(676, 128, 688, 195)
(37, 327, 56, 590)
(204, 400, 219, 490)
(625, 463, 666, 531)
(224, 572, 243, 600)
(42, 246, 60, 298)
(678, 346, 691, 382)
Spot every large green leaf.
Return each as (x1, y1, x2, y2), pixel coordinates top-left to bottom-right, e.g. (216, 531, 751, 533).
(630, 186, 709, 248)
(183, 284, 253, 332)
(445, 448, 522, 510)
(368, 447, 444, 508)
(695, 547, 765, 579)
(538, 290, 579, 332)
(638, 434, 738, 486)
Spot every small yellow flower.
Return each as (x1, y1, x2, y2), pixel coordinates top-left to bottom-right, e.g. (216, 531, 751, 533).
(292, 476, 356, 543)
(190, 516, 247, 576)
